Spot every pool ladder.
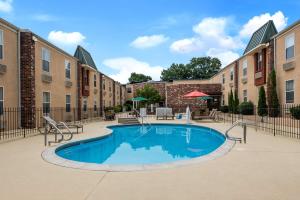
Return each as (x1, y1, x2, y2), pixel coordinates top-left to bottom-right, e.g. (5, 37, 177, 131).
(225, 120, 247, 143)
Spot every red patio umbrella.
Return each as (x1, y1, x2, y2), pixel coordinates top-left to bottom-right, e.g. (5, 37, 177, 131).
(183, 90, 208, 98)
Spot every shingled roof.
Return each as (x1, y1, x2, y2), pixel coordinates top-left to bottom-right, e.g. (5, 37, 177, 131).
(74, 46, 97, 70)
(243, 20, 278, 55)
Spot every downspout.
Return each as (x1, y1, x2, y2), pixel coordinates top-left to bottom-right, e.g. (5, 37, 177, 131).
(17, 30, 21, 127)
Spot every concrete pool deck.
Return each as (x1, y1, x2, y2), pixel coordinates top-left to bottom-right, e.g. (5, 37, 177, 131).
(1, 119, 300, 200)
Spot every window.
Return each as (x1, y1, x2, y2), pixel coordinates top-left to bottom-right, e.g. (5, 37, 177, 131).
(43, 92, 50, 114)
(103, 79, 106, 90)
(109, 82, 112, 92)
(65, 60, 71, 79)
(222, 94, 225, 106)
(286, 80, 294, 103)
(42, 48, 50, 72)
(103, 100, 105, 107)
(94, 99, 97, 111)
(256, 52, 263, 72)
(243, 90, 248, 102)
(94, 74, 97, 87)
(109, 101, 112, 107)
(0, 30, 3, 60)
(127, 87, 132, 93)
(83, 98, 87, 112)
(285, 34, 295, 60)
(222, 74, 225, 84)
(242, 60, 247, 77)
(230, 68, 234, 81)
(66, 95, 71, 112)
(0, 87, 3, 115)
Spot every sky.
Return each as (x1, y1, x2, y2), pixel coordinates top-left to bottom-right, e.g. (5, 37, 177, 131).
(0, 0, 299, 83)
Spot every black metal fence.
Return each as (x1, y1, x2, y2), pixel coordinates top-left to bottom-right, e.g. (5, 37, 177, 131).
(0, 107, 104, 141)
(217, 105, 300, 139)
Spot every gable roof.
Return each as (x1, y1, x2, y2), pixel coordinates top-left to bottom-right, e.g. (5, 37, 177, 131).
(74, 45, 97, 70)
(243, 20, 278, 55)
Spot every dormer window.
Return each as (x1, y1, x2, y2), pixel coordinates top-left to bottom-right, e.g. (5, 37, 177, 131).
(256, 52, 263, 72)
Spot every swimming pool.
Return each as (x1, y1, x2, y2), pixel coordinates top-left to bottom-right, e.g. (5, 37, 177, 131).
(55, 124, 226, 166)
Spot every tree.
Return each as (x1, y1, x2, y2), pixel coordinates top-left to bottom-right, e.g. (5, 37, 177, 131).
(160, 57, 221, 81)
(136, 85, 161, 105)
(258, 86, 268, 119)
(233, 90, 239, 114)
(128, 72, 152, 84)
(267, 69, 280, 117)
(228, 90, 234, 113)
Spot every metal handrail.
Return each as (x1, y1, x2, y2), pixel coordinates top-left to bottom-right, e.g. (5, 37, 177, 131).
(43, 116, 74, 146)
(225, 120, 247, 143)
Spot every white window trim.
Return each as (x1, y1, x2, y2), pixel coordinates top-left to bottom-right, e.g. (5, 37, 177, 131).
(42, 47, 51, 73)
(65, 60, 71, 80)
(42, 91, 51, 113)
(285, 79, 295, 104)
(285, 33, 295, 61)
(0, 30, 4, 60)
(0, 86, 4, 115)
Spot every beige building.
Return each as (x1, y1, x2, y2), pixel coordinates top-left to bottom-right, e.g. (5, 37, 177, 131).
(0, 19, 19, 111)
(102, 74, 114, 108)
(274, 20, 300, 105)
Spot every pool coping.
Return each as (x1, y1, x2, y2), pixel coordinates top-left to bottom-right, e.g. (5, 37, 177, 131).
(41, 123, 236, 172)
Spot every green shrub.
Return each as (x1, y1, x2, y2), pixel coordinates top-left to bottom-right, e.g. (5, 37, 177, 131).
(290, 106, 300, 120)
(220, 106, 229, 113)
(239, 101, 254, 115)
(113, 105, 123, 113)
(258, 86, 268, 117)
(104, 106, 114, 112)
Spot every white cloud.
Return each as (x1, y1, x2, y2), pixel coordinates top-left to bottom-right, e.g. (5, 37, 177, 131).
(32, 14, 57, 22)
(170, 17, 244, 54)
(170, 11, 288, 67)
(206, 49, 240, 67)
(130, 34, 169, 49)
(48, 31, 86, 46)
(239, 11, 288, 38)
(103, 57, 164, 84)
(170, 38, 203, 53)
(170, 17, 244, 66)
(0, 0, 12, 13)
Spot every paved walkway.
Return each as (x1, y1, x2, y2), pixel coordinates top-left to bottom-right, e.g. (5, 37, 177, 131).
(1, 120, 300, 200)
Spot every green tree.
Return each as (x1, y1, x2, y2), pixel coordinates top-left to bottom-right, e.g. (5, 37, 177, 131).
(160, 57, 221, 81)
(267, 69, 280, 117)
(233, 90, 239, 114)
(136, 85, 161, 105)
(258, 86, 268, 119)
(128, 72, 152, 84)
(228, 90, 234, 113)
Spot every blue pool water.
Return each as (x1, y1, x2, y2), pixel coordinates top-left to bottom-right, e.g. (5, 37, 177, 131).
(56, 124, 225, 165)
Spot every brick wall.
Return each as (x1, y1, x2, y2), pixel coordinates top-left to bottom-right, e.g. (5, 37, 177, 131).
(20, 31, 36, 128)
(166, 83, 222, 112)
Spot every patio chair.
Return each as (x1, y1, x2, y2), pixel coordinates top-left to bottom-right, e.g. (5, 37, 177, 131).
(156, 108, 166, 120)
(192, 109, 217, 121)
(104, 110, 116, 121)
(165, 108, 175, 120)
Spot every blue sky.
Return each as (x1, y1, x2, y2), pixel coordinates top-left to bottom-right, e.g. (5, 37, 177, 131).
(1, 0, 300, 83)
